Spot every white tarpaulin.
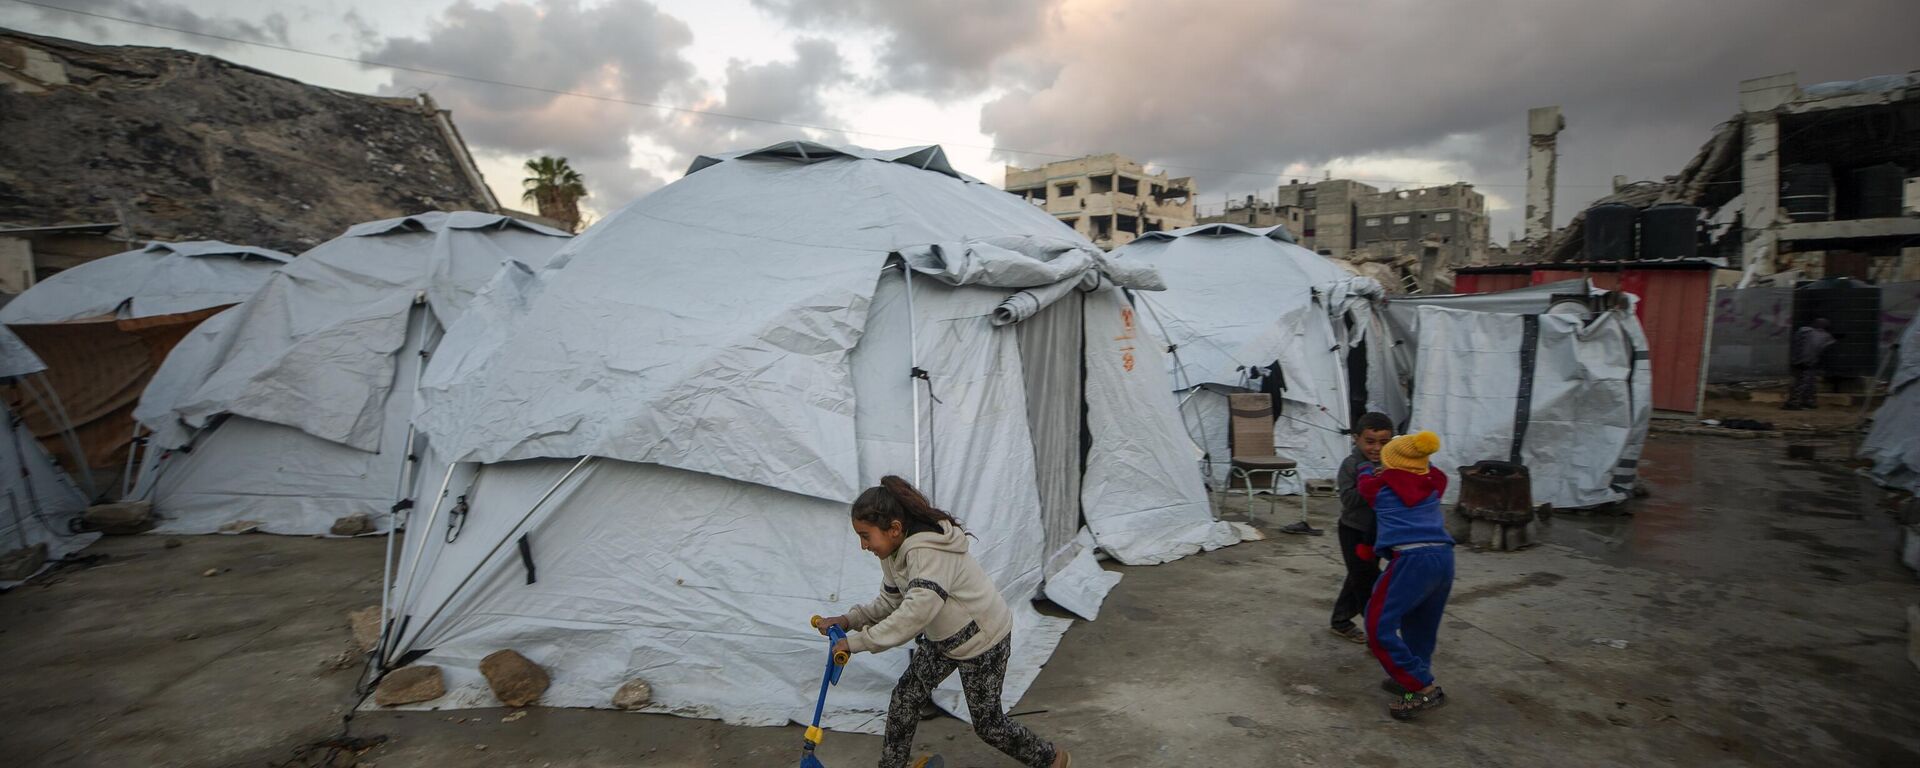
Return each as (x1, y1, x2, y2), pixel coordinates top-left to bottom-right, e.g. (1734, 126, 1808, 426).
(1861, 313, 1920, 493)
(129, 212, 570, 534)
(1400, 296, 1651, 509)
(0, 241, 290, 324)
(380, 142, 1238, 733)
(1112, 223, 1385, 491)
(0, 326, 96, 587)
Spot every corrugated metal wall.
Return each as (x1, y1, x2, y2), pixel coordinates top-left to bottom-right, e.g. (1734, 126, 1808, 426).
(1458, 266, 1715, 414)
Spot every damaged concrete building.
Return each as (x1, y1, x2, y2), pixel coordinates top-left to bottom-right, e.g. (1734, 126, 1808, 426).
(1196, 194, 1305, 232)
(0, 28, 504, 273)
(1273, 178, 1378, 259)
(1526, 70, 1920, 283)
(1004, 154, 1195, 249)
(1349, 182, 1490, 293)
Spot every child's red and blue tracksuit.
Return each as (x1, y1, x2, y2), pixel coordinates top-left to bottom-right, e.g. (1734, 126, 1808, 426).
(1356, 466, 1454, 692)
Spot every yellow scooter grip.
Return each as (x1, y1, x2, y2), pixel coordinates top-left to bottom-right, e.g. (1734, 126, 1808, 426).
(810, 615, 823, 629)
(834, 649, 850, 665)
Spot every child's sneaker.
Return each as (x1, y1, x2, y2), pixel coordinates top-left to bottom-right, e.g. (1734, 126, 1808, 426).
(1388, 686, 1446, 721)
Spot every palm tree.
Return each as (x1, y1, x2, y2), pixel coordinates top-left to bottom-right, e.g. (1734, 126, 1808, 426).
(522, 156, 588, 232)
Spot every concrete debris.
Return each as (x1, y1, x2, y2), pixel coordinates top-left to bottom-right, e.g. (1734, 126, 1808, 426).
(501, 710, 528, 723)
(83, 501, 153, 535)
(330, 514, 375, 537)
(202, 568, 219, 577)
(373, 665, 446, 707)
(348, 606, 381, 653)
(479, 649, 549, 708)
(612, 679, 653, 711)
(0, 543, 48, 581)
(1592, 638, 1630, 650)
(217, 519, 264, 534)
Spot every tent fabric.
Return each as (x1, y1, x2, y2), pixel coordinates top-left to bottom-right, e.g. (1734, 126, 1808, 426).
(1112, 223, 1385, 490)
(0, 325, 96, 587)
(1861, 313, 1920, 493)
(129, 212, 570, 535)
(0, 241, 292, 477)
(0, 399, 97, 589)
(1394, 292, 1652, 509)
(0, 241, 291, 324)
(382, 143, 1237, 734)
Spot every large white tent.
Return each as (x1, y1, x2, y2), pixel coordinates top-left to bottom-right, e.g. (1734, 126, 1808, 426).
(1861, 313, 1919, 494)
(0, 326, 96, 589)
(376, 142, 1241, 732)
(128, 213, 570, 535)
(1384, 280, 1653, 509)
(0, 241, 291, 486)
(1111, 223, 1388, 492)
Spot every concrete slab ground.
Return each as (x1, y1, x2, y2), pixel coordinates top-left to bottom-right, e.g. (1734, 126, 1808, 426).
(1, 433, 1916, 767)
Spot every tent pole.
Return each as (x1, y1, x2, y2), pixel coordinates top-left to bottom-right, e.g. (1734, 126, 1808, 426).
(390, 456, 592, 662)
(18, 373, 95, 500)
(379, 299, 432, 663)
(902, 263, 923, 488)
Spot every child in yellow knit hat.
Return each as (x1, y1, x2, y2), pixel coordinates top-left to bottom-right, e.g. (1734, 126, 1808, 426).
(1355, 430, 1454, 720)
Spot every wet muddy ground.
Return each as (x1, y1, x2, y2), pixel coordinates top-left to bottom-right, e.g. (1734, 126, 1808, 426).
(1, 433, 1914, 767)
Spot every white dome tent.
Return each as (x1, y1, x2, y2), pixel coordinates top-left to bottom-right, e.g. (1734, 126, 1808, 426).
(129, 212, 570, 535)
(1110, 223, 1389, 494)
(1860, 313, 1919, 494)
(1384, 279, 1653, 508)
(0, 240, 291, 491)
(0, 326, 95, 589)
(375, 142, 1242, 732)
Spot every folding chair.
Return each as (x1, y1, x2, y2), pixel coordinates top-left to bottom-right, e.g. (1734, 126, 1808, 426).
(1227, 393, 1314, 532)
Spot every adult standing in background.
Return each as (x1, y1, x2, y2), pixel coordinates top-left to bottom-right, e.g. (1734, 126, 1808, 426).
(1785, 318, 1836, 410)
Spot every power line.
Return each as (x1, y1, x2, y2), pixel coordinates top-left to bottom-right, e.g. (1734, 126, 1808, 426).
(11, 0, 1628, 190)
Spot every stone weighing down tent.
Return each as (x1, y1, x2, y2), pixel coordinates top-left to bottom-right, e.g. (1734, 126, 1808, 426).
(1861, 313, 1919, 494)
(1384, 280, 1653, 509)
(376, 142, 1241, 732)
(0, 241, 291, 488)
(1110, 224, 1389, 492)
(128, 213, 570, 535)
(0, 326, 97, 588)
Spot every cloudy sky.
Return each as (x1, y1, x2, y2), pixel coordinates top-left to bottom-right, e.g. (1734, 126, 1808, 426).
(5, 0, 1916, 240)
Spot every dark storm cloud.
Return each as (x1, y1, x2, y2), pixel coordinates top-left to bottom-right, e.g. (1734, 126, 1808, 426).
(365, 2, 853, 209)
(28, 0, 291, 46)
(751, 0, 1060, 97)
(802, 0, 1918, 232)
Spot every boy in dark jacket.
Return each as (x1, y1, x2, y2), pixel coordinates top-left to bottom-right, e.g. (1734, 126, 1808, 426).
(1357, 430, 1454, 721)
(1329, 412, 1395, 643)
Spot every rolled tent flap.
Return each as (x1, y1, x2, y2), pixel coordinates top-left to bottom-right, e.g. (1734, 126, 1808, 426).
(990, 273, 1101, 327)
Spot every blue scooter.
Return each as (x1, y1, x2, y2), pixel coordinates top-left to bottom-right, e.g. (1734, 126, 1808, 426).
(801, 617, 944, 768)
(801, 616, 852, 768)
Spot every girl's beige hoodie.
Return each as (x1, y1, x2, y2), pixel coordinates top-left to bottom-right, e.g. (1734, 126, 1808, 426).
(844, 521, 1013, 660)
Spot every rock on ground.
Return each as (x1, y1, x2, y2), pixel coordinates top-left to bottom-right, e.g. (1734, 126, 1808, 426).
(0, 543, 48, 581)
(479, 649, 549, 708)
(330, 514, 374, 537)
(83, 501, 152, 535)
(612, 679, 652, 710)
(374, 665, 445, 707)
(348, 606, 381, 653)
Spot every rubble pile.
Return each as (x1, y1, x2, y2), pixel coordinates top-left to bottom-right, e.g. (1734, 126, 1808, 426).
(0, 29, 497, 252)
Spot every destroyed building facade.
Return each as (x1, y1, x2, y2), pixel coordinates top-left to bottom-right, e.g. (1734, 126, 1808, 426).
(1273, 178, 1378, 259)
(1196, 194, 1306, 232)
(1529, 70, 1920, 283)
(1004, 154, 1195, 249)
(0, 29, 502, 270)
